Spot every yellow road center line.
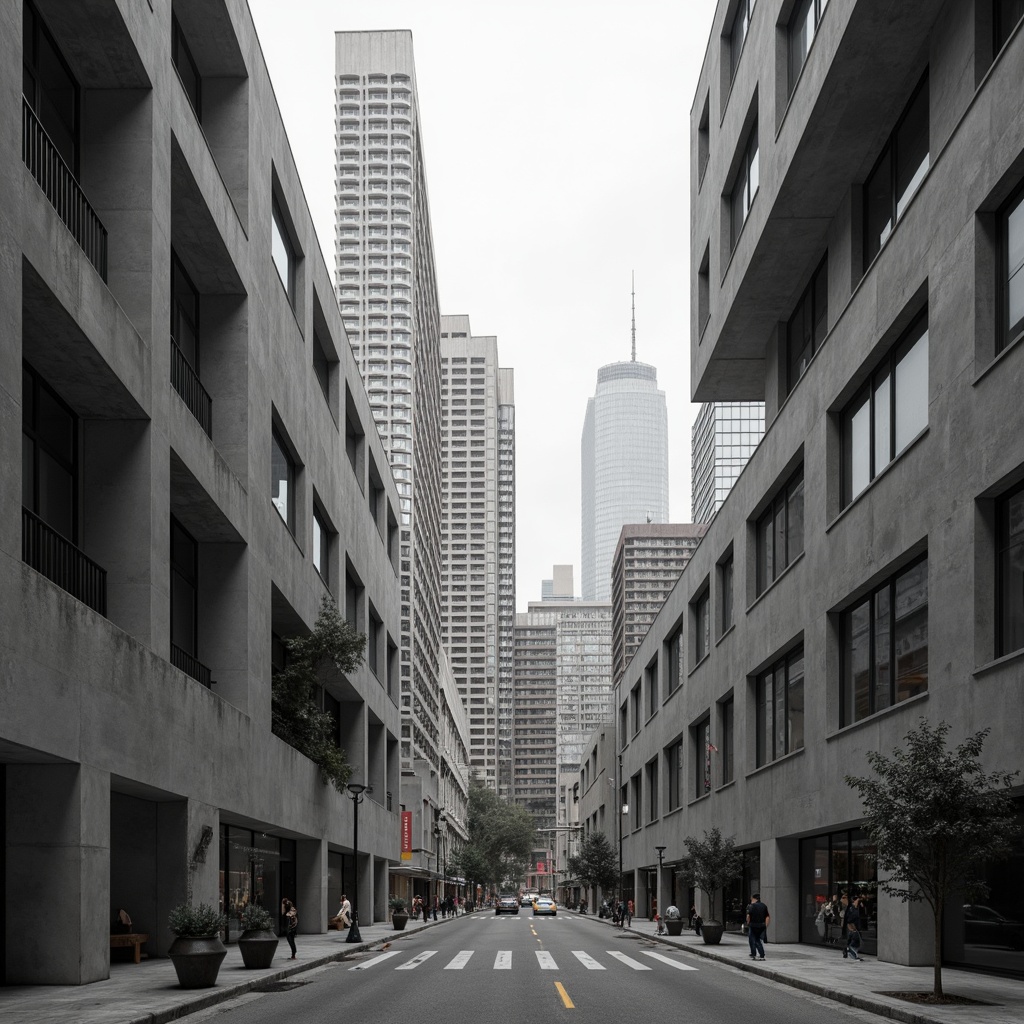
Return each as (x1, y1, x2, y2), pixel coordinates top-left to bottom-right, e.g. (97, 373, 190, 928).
(555, 981, 575, 1008)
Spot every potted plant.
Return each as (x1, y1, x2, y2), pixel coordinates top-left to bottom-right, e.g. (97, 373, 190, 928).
(663, 904, 685, 936)
(167, 902, 228, 988)
(682, 827, 742, 946)
(389, 896, 409, 931)
(237, 903, 279, 969)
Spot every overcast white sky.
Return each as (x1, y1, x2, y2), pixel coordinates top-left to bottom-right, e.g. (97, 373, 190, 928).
(246, 0, 718, 611)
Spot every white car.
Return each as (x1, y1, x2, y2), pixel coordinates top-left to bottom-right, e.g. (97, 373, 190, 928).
(532, 897, 557, 916)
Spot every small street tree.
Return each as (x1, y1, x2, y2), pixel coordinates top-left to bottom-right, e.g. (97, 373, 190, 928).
(453, 781, 536, 895)
(682, 827, 742, 924)
(845, 718, 1020, 999)
(271, 595, 365, 794)
(567, 832, 618, 898)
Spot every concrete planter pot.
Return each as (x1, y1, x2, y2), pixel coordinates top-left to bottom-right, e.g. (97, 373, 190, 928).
(238, 929, 279, 969)
(392, 912, 409, 931)
(700, 921, 725, 945)
(167, 935, 227, 988)
(665, 919, 685, 936)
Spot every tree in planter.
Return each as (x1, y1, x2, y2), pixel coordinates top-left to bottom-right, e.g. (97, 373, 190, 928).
(845, 719, 1019, 1000)
(271, 595, 365, 794)
(682, 827, 742, 930)
(567, 832, 618, 904)
(453, 781, 536, 894)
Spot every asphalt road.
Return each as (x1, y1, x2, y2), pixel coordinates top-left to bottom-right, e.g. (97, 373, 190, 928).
(187, 911, 880, 1024)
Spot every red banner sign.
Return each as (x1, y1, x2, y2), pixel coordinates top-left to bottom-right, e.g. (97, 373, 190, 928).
(401, 811, 412, 861)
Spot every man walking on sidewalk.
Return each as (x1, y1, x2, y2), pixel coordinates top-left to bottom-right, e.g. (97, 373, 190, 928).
(745, 893, 770, 961)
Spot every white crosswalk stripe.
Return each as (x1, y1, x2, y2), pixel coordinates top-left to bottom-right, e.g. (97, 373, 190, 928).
(396, 950, 437, 970)
(536, 950, 559, 970)
(606, 950, 652, 970)
(494, 950, 512, 969)
(349, 950, 402, 970)
(641, 951, 699, 970)
(571, 950, 605, 970)
(444, 950, 474, 969)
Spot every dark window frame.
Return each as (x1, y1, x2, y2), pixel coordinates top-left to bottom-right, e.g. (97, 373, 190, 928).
(694, 587, 711, 663)
(271, 195, 297, 305)
(312, 502, 329, 585)
(730, 122, 759, 251)
(996, 482, 1024, 657)
(692, 715, 712, 799)
(756, 466, 805, 596)
(999, 178, 1024, 353)
(271, 426, 295, 532)
(666, 624, 683, 696)
(170, 515, 199, 658)
(171, 13, 201, 121)
(786, 255, 828, 393)
(995, 0, 1024, 52)
(720, 696, 735, 785)
(755, 647, 805, 767)
(787, 0, 829, 97)
(170, 250, 200, 371)
(666, 739, 683, 812)
(720, 554, 735, 635)
(729, 0, 756, 83)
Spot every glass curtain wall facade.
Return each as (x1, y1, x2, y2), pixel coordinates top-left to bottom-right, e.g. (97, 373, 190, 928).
(219, 825, 296, 942)
(691, 401, 765, 524)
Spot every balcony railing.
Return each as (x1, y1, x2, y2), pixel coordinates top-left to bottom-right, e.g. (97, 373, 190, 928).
(170, 339, 212, 437)
(22, 507, 106, 615)
(171, 643, 212, 688)
(22, 99, 107, 281)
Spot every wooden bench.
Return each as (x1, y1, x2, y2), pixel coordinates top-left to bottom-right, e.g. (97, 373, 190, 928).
(110, 933, 149, 964)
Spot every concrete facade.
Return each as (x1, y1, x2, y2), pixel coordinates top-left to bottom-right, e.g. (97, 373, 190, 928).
(2, 0, 405, 985)
(614, 0, 1024, 974)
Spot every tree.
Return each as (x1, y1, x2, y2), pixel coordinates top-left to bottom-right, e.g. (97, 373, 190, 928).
(682, 827, 742, 923)
(567, 832, 618, 896)
(453, 781, 536, 893)
(271, 595, 365, 794)
(845, 718, 1020, 999)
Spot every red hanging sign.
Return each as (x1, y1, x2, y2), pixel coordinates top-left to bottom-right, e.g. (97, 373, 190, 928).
(401, 811, 412, 861)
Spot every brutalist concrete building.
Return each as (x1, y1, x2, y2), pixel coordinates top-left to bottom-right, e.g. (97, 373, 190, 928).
(1, 0, 403, 985)
(616, 0, 1024, 976)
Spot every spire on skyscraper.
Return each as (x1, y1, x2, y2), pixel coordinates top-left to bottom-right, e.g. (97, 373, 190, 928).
(631, 271, 636, 362)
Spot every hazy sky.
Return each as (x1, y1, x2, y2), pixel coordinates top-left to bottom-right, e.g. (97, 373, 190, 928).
(246, 0, 718, 610)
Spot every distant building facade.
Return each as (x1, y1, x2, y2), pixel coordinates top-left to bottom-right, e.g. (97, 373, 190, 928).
(690, 401, 764, 524)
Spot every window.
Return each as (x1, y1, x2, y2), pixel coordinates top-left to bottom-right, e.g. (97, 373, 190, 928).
(863, 74, 929, 269)
(345, 390, 365, 485)
(368, 606, 381, 676)
(729, 0, 756, 82)
(997, 481, 1024, 656)
(694, 588, 711, 662)
(697, 93, 710, 185)
(756, 467, 804, 595)
(312, 331, 331, 405)
(646, 760, 659, 822)
(720, 696, 735, 785)
(666, 739, 683, 811)
(786, 256, 828, 392)
(271, 196, 296, 305)
(755, 647, 805, 767)
(630, 683, 641, 735)
(271, 427, 294, 531)
(788, 0, 829, 96)
(170, 517, 198, 660)
(171, 252, 199, 369)
(841, 557, 928, 726)
(21, 363, 77, 542)
(995, 1, 1024, 51)
(345, 569, 363, 632)
(666, 625, 683, 695)
(698, 243, 711, 337)
(693, 716, 712, 798)
(720, 554, 735, 634)
(730, 123, 759, 250)
(23, 0, 78, 171)
(646, 658, 658, 717)
(171, 13, 201, 120)
(842, 312, 928, 506)
(999, 181, 1024, 353)
(312, 505, 329, 584)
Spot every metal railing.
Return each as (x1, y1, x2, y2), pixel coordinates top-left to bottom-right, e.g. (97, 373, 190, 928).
(170, 339, 213, 437)
(171, 643, 212, 688)
(22, 507, 107, 615)
(22, 99, 107, 281)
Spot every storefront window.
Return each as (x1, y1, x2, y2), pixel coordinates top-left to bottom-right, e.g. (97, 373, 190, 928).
(723, 847, 761, 932)
(219, 825, 296, 942)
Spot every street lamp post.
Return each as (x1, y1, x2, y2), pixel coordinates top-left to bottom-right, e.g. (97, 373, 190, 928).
(345, 782, 369, 943)
(655, 845, 666, 923)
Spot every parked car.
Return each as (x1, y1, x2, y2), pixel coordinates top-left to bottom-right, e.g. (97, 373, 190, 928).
(495, 894, 520, 915)
(963, 905, 1024, 949)
(533, 897, 557, 916)
(520, 894, 534, 907)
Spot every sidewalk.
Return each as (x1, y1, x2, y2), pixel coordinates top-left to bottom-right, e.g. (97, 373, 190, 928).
(610, 915, 1024, 1024)
(1, 911, 1021, 1024)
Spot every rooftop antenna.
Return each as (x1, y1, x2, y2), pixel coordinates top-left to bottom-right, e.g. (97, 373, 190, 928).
(631, 271, 637, 362)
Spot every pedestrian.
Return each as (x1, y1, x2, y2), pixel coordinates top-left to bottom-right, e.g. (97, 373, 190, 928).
(617, 899, 626, 928)
(626, 898, 634, 927)
(336, 893, 352, 929)
(690, 905, 702, 936)
(655, 912, 664, 935)
(844, 896, 863, 961)
(745, 893, 770, 961)
(281, 898, 298, 959)
(431, 894, 439, 920)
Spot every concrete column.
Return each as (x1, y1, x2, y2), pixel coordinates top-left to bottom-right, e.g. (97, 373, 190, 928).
(766, 837, 800, 942)
(296, 837, 326, 932)
(877, 869, 931, 965)
(5, 764, 110, 984)
(154, 801, 188, 958)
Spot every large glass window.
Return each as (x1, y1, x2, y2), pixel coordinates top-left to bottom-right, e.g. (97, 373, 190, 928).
(720, 555, 734, 634)
(729, 0, 756, 82)
(755, 647, 804, 767)
(842, 313, 928, 506)
(864, 74, 929, 269)
(695, 589, 710, 662)
(171, 251, 199, 368)
(997, 481, 1024, 657)
(1000, 181, 1024, 353)
(271, 197, 296, 305)
(788, 0, 829, 95)
(666, 625, 683, 695)
(720, 696, 735, 785)
(756, 467, 804, 595)
(666, 739, 682, 812)
(995, 1, 1024, 52)
(693, 717, 711, 798)
(312, 505, 329, 585)
(271, 427, 294, 531)
(23, 0, 78, 172)
(170, 516, 198, 658)
(22, 363, 76, 542)
(841, 556, 928, 726)
(723, 848, 761, 932)
(787, 256, 828, 392)
(731, 123, 759, 251)
(171, 14, 201, 121)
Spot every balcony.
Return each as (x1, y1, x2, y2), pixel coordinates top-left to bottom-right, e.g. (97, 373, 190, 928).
(22, 99, 107, 281)
(22, 507, 107, 615)
(171, 642, 213, 688)
(171, 340, 212, 436)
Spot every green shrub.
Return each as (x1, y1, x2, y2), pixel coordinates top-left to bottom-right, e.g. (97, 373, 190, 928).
(239, 903, 274, 932)
(168, 902, 226, 937)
